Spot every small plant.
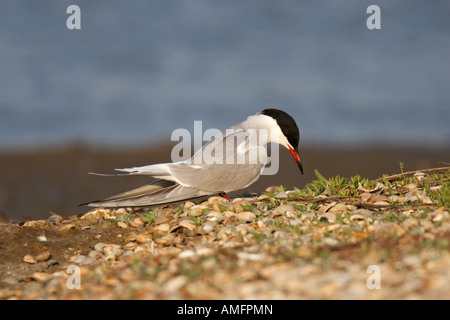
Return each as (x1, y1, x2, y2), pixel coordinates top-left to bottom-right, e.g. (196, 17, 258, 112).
(262, 193, 283, 208)
(241, 204, 255, 212)
(139, 210, 157, 224)
(249, 230, 266, 243)
(173, 205, 184, 219)
(292, 204, 307, 212)
(217, 204, 229, 212)
(426, 180, 450, 210)
(399, 161, 405, 173)
(190, 215, 203, 226)
(336, 213, 345, 225)
(292, 170, 378, 198)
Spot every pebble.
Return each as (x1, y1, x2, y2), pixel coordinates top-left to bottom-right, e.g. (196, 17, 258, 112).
(59, 224, 76, 231)
(413, 172, 426, 180)
(88, 250, 102, 259)
(129, 217, 145, 227)
(403, 255, 422, 268)
(103, 244, 123, 262)
(401, 218, 419, 229)
(155, 212, 172, 225)
(114, 208, 128, 215)
(405, 183, 418, 191)
(202, 222, 216, 233)
(184, 201, 196, 209)
(179, 247, 213, 259)
(178, 250, 195, 259)
(29, 272, 51, 282)
(328, 203, 348, 213)
(217, 227, 233, 240)
(265, 186, 282, 193)
(405, 192, 419, 203)
(368, 194, 390, 203)
(300, 212, 316, 220)
(94, 242, 107, 252)
(156, 223, 170, 232)
(189, 205, 207, 217)
(23, 255, 37, 264)
(178, 219, 196, 231)
(123, 242, 138, 250)
(322, 237, 339, 246)
(389, 195, 408, 204)
(320, 202, 337, 213)
(351, 209, 374, 218)
(326, 224, 341, 232)
(288, 218, 302, 226)
(2, 277, 19, 286)
(275, 192, 288, 199)
(207, 211, 225, 222)
(231, 198, 246, 206)
(273, 205, 296, 218)
(373, 201, 390, 206)
(235, 224, 249, 236)
(208, 196, 228, 205)
(135, 232, 153, 244)
(321, 212, 337, 224)
(237, 252, 265, 261)
(117, 221, 128, 229)
(432, 214, 443, 223)
(73, 255, 97, 265)
(374, 223, 405, 237)
(81, 209, 111, 223)
(237, 211, 256, 222)
(164, 276, 187, 294)
(35, 251, 50, 262)
(23, 220, 48, 228)
(37, 234, 47, 242)
(350, 214, 372, 222)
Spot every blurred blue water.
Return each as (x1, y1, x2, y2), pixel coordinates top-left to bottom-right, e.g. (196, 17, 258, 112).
(0, 0, 449, 149)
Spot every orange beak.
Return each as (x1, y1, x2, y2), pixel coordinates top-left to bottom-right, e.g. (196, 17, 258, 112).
(288, 146, 303, 175)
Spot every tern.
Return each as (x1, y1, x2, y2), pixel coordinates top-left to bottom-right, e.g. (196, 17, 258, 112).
(84, 108, 303, 207)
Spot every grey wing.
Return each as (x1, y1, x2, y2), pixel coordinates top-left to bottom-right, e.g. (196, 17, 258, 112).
(168, 129, 266, 192)
(169, 163, 263, 193)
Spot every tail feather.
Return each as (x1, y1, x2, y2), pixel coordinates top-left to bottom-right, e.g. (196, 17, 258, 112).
(82, 181, 211, 208)
(101, 179, 174, 201)
(88, 172, 136, 177)
(115, 163, 172, 177)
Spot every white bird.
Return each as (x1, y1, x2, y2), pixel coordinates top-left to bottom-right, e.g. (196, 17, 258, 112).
(84, 108, 303, 207)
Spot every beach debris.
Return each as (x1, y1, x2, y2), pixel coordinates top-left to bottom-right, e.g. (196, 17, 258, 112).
(358, 181, 384, 193)
(1, 167, 449, 300)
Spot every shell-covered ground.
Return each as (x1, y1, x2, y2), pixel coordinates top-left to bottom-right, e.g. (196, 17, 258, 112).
(0, 167, 449, 299)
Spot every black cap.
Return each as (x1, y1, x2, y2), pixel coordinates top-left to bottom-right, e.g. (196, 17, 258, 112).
(260, 108, 300, 149)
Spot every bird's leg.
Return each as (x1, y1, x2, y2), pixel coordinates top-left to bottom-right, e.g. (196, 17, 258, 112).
(218, 192, 229, 201)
